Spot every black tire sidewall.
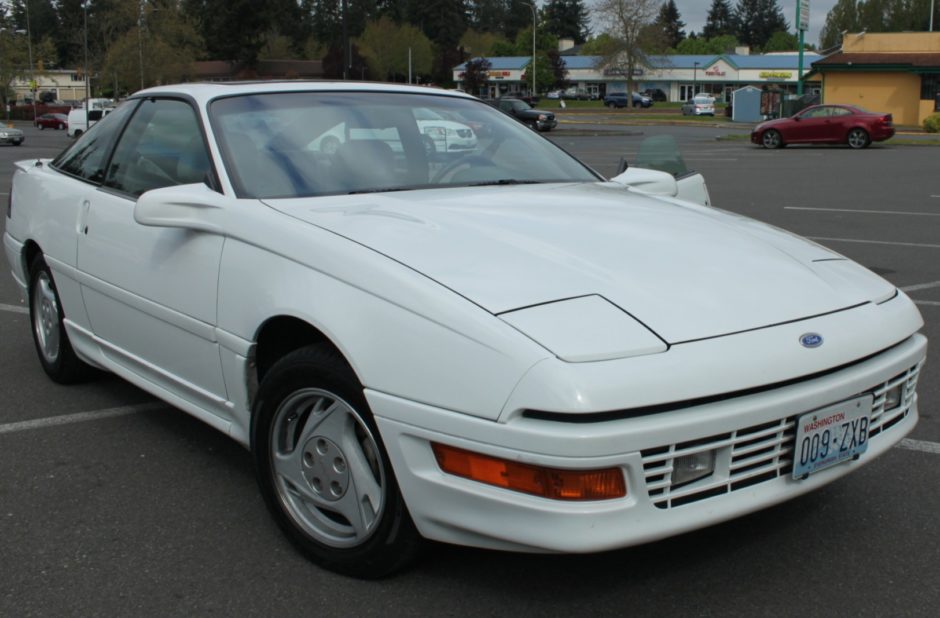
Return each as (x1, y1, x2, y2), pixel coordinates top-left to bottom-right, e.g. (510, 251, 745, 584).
(27, 257, 89, 383)
(251, 346, 418, 578)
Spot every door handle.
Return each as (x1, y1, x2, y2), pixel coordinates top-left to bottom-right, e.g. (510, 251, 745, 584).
(78, 200, 90, 235)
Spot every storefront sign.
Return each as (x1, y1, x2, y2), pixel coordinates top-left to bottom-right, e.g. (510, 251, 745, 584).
(760, 71, 792, 79)
(487, 70, 511, 80)
(705, 68, 726, 77)
(603, 67, 644, 77)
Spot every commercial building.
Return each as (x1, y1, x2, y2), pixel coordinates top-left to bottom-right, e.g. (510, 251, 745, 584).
(10, 69, 88, 104)
(453, 51, 821, 102)
(807, 32, 940, 126)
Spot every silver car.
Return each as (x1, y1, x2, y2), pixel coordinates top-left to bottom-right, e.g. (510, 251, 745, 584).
(0, 126, 24, 146)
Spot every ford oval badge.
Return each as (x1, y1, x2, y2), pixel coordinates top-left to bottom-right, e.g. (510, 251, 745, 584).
(800, 333, 823, 348)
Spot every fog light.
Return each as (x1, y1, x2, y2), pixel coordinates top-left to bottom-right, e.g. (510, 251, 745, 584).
(884, 384, 903, 410)
(671, 451, 716, 487)
(431, 443, 626, 501)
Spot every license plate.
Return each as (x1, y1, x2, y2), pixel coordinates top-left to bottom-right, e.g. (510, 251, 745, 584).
(792, 395, 873, 480)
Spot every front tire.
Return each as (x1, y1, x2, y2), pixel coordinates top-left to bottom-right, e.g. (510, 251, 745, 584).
(251, 345, 420, 578)
(28, 257, 94, 383)
(847, 128, 870, 149)
(761, 129, 783, 149)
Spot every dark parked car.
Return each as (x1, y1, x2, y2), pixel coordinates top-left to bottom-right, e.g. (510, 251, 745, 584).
(34, 113, 69, 130)
(642, 88, 668, 102)
(491, 98, 558, 131)
(751, 104, 895, 149)
(603, 92, 652, 109)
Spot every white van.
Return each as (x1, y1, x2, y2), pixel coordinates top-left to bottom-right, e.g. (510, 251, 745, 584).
(67, 107, 111, 137)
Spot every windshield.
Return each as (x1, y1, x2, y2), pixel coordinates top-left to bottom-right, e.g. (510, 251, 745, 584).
(210, 91, 596, 199)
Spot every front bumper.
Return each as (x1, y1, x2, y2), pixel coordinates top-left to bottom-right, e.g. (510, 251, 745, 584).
(0, 134, 24, 145)
(369, 332, 925, 553)
(537, 118, 558, 131)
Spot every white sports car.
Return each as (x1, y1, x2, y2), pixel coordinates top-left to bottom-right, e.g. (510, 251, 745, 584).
(3, 82, 926, 578)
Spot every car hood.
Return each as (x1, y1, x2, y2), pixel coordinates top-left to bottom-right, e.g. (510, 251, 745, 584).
(265, 183, 895, 343)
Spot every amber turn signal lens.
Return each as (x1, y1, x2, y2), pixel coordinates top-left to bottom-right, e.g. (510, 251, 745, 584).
(431, 443, 626, 501)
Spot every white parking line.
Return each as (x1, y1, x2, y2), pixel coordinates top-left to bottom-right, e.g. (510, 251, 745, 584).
(786, 207, 940, 217)
(901, 281, 940, 292)
(808, 236, 940, 249)
(897, 439, 940, 455)
(0, 402, 167, 436)
(915, 300, 940, 307)
(0, 302, 28, 314)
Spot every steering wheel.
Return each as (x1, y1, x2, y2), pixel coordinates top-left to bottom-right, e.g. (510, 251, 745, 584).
(431, 155, 498, 184)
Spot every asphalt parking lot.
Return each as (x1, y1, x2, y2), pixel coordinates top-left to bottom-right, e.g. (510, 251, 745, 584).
(1, 123, 938, 616)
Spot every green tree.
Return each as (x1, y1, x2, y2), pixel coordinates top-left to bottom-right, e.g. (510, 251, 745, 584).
(460, 29, 512, 57)
(521, 51, 556, 93)
(542, 0, 591, 44)
(579, 33, 616, 55)
(734, 0, 788, 50)
(703, 0, 735, 38)
(100, 1, 203, 95)
(468, 0, 509, 34)
(0, 9, 31, 112)
(819, 0, 860, 49)
(593, 0, 659, 94)
(675, 33, 738, 55)
(356, 16, 433, 81)
(183, 0, 267, 64)
(653, 1, 686, 50)
(763, 30, 798, 51)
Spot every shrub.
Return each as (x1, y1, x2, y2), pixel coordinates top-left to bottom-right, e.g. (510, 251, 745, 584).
(924, 113, 940, 133)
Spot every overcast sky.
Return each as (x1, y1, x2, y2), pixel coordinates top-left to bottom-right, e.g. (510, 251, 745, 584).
(588, 1, 839, 49)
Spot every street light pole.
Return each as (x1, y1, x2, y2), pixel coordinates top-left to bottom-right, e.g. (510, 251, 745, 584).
(693, 61, 699, 97)
(138, 1, 145, 90)
(526, 2, 536, 97)
(84, 1, 89, 122)
(24, 0, 36, 118)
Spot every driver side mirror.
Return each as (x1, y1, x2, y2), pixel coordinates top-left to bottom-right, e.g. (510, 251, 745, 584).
(135, 182, 231, 234)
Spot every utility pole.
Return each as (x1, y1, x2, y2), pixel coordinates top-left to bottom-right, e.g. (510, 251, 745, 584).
(342, 0, 349, 80)
(24, 0, 36, 119)
(84, 1, 89, 122)
(526, 2, 536, 97)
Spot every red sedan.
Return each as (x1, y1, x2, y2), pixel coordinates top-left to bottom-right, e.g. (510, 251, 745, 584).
(751, 104, 894, 149)
(34, 113, 69, 130)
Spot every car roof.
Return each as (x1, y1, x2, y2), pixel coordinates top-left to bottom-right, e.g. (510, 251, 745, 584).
(132, 81, 477, 106)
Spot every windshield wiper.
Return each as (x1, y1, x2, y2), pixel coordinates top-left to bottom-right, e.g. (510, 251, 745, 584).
(464, 179, 548, 187)
(347, 184, 434, 195)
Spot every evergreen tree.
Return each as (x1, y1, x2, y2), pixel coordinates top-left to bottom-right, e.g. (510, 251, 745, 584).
(468, 0, 508, 33)
(652, 1, 685, 50)
(733, 0, 788, 50)
(543, 0, 591, 44)
(702, 0, 735, 38)
(408, 0, 467, 84)
(504, 0, 534, 40)
(819, 0, 860, 48)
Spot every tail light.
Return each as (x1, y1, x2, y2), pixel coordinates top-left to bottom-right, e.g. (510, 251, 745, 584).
(882, 114, 893, 126)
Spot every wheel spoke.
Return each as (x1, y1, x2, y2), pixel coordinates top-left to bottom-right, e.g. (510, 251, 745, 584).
(332, 455, 382, 538)
(272, 448, 333, 510)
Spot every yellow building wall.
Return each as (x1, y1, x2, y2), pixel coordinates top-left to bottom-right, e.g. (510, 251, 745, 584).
(823, 72, 924, 126)
(843, 32, 940, 53)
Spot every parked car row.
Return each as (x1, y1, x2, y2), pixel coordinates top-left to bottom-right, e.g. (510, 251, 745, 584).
(603, 92, 653, 109)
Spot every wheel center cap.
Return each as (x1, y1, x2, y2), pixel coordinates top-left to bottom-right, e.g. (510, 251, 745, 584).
(301, 436, 349, 501)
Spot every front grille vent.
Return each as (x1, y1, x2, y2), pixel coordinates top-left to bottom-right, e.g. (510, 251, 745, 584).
(641, 362, 921, 509)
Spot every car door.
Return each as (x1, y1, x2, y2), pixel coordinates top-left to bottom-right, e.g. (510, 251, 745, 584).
(788, 106, 830, 142)
(826, 106, 854, 142)
(76, 97, 229, 417)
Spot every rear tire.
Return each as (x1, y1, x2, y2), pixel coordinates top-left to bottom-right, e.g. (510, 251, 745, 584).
(251, 345, 421, 578)
(847, 128, 870, 149)
(28, 257, 95, 383)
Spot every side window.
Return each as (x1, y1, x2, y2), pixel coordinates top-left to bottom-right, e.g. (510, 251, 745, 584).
(104, 98, 210, 198)
(830, 107, 850, 117)
(53, 101, 137, 183)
